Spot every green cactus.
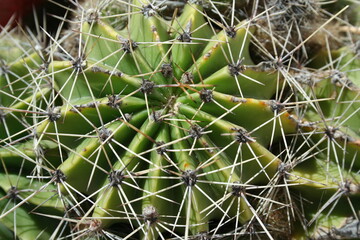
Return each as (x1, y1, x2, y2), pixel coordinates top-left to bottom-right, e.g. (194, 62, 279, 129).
(0, 0, 360, 239)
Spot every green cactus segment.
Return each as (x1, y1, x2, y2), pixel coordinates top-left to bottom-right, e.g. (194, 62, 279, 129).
(3, 87, 51, 112)
(337, 48, 360, 87)
(170, 119, 211, 235)
(290, 158, 360, 193)
(195, 134, 241, 185)
(0, 177, 62, 240)
(82, 21, 139, 75)
(177, 103, 282, 184)
(297, 70, 360, 169)
(0, 53, 50, 142)
(307, 213, 359, 240)
(82, 20, 169, 88)
(188, 22, 254, 82)
(301, 76, 360, 135)
(59, 110, 148, 194)
(0, 86, 51, 143)
(0, 174, 63, 210)
(0, 53, 44, 107)
(203, 65, 280, 98)
(0, 33, 33, 63)
(0, 222, 13, 240)
(48, 60, 166, 103)
(140, 126, 175, 239)
(311, 45, 360, 87)
(291, 209, 360, 240)
(130, 0, 170, 70)
(92, 116, 161, 227)
(288, 154, 360, 238)
(171, 3, 213, 79)
(295, 194, 360, 240)
(0, 191, 57, 240)
(36, 95, 146, 147)
(194, 135, 253, 222)
(0, 140, 61, 172)
(177, 92, 297, 146)
(309, 131, 360, 169)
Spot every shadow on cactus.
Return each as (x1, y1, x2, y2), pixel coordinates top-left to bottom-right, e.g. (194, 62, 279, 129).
(0, 0, 360, 239)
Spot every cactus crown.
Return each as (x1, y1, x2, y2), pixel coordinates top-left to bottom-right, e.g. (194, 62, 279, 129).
(0, 0, 360, 239)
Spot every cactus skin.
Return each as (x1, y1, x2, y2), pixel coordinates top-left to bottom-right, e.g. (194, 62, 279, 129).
(0, 0, 360, 239)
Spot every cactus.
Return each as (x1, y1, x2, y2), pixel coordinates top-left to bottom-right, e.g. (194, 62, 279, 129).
(0, 0, 359, 239)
